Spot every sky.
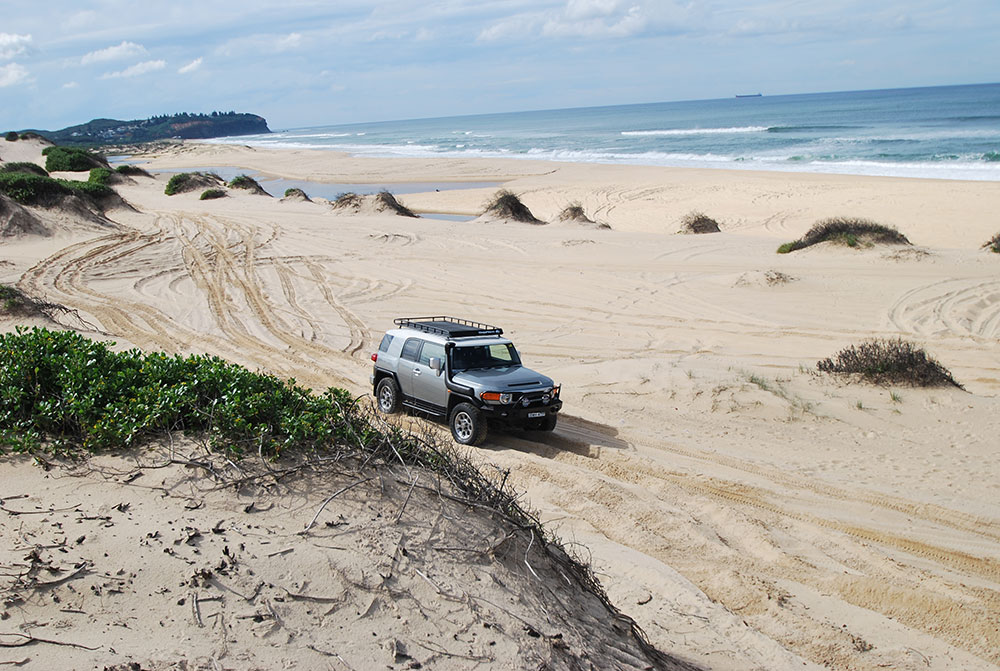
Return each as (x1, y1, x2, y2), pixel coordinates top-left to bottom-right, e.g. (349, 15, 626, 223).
(2, 0, 998, 131)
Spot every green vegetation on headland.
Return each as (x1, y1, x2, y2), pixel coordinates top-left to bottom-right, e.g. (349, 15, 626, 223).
(778, 217, 910, 253)
(18, 111, 270, 146)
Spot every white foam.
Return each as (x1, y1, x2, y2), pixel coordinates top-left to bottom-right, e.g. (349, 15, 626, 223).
(621, 126, 769, 136)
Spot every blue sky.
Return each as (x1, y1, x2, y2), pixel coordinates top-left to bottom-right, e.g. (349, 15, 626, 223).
(2, 0, 998, 131)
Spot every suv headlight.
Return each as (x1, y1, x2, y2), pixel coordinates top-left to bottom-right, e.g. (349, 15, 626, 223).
(480, 391, 513, 404)
(552, 385, 560, 399)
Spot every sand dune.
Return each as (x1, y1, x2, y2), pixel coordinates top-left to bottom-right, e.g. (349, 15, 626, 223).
(2, 137, 999, 670)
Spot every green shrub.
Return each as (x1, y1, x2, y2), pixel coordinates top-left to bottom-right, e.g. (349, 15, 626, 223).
(0, 162, 48, 177)
(42, 146, 106, 172)
(778, 217, 910, 253)
(0, 326, 362, 454)
(4, 131, 18, 142)
(817, 339, 961, 388)
(115, 164, 152, 177)
(200, 188, 226, 200)
(0, 172, 112, 205)
(88, 167, 112, 186)
(228, 174, 258, 189)
(165, 171, 222, 196)
(284, 187, 308, 199)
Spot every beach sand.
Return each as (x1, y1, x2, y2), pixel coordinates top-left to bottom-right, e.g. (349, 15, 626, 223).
(2, 137, 999, 670)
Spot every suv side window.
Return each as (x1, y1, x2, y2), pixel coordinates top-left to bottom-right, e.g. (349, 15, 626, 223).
(378, 334, 394, 352)
(400, 338, 422, 362)
(419, 341, 446, 366)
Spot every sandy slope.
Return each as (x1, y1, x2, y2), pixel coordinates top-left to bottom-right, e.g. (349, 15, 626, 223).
(2, 137, 999, 670)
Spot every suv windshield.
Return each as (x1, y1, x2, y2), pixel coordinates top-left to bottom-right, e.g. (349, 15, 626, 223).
(451, 343, 521, 371)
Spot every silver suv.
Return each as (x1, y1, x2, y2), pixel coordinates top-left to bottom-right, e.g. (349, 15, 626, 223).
(371, 317, 562, 445)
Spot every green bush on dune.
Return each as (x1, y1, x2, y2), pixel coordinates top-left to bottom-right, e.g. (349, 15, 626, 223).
(115, 164, 152, 178)
(42, 145, 107, 172)
(200, 188, 226, 200)
(0, 162, 49, 177)
(0, 327, 363, 454)
(4, 131, 18, 141)
(778, 217, 910, 253)
(0, 171, 113, 205)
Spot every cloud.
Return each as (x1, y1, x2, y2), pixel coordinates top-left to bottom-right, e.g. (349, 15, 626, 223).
(82, 41, 147, 65)
(101, 59, 166, 79)
(178, 57, 203, 74)
(62, 81, 79, 89)
(0, 33, 32, 61)
(479, 1, 696, 41)
(275, 33, 303, 51)
(0, 63, 29, 87)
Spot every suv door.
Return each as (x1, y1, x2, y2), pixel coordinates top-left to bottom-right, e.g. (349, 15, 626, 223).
(397, 338, 423, 397)
(411, 340, 448, 410)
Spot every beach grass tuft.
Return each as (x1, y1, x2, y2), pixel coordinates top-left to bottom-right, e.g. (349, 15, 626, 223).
(164, 171, 224, 196)
(484, 189, 543, 224)
(227, 174, 269, 195)
(680, 211, 721, 234)
(375, 190, 418, 217)
(200, 188, 226, 200)
(983, 232, 1000, 254)
(778, 217, 910, 253)
(283, 187, 311, 201)
(817, 338, 961, 388)
(115, 164, 153, 178)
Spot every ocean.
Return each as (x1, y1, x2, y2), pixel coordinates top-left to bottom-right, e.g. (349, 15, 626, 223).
(206, 83, 1000, 181)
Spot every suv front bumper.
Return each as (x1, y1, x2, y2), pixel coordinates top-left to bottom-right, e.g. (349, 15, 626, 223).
(480, 399, 562, 425)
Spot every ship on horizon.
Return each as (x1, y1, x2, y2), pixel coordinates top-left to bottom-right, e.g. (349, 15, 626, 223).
(735, 93, 763, 98)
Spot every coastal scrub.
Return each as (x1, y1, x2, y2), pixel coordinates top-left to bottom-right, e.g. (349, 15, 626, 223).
(778, 217, 910, 253)
(983, 232, 1000, 254)
(483, 189, 543, 224)
(817, 338, 961, 388)
(42, 145, 107, 172)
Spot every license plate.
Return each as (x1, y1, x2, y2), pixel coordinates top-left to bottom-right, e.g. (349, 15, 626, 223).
(527, 412, 546, 418)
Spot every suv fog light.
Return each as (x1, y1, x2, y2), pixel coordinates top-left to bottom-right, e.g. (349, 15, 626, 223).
(500, 392, 512, 404)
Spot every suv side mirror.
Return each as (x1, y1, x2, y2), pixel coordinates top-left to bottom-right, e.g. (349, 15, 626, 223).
(428, 357, 443, 376)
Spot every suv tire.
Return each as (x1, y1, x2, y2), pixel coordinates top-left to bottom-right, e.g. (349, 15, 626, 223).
(375, 377, 401, 414)
(450, 402, 487, 446)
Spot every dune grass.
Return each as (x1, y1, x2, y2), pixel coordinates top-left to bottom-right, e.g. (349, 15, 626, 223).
(817, 338, 961, 388)
(164, 172, 223, 196)
(200, 188, 226, 200)
(680, 211, 721, 234)
(983, 232, 1000, 254)
(375, 190, 417, 217)
(115, 164, 153, 178)
(484, 189, 543, 224)
(778, 217, 910, 253)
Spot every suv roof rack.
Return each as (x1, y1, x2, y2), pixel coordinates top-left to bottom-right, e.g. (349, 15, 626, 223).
(394, 316, 503, 338)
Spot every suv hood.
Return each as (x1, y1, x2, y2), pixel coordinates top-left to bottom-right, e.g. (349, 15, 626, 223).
(452, 366, 553, 391)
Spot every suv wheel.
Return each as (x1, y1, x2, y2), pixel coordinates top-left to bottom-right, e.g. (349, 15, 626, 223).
(375, 377, 401, 414)
(450, 403, 487, 446)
